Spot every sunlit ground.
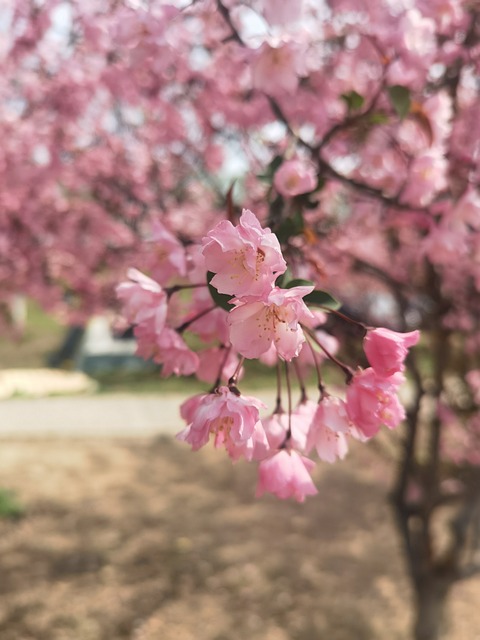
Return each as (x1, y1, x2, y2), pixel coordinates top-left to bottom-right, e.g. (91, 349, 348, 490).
(0, 304, 479, 639)
(0, 438, 479, 640)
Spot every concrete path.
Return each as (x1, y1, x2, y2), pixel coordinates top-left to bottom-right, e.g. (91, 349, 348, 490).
(0, 391, 278, 439)
(0, 394, 183, 439)
(0, 369, 97, 400)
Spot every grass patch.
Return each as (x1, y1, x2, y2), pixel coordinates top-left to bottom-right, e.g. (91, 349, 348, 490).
(0, 488, 25, 519)
(93, 360, 280, 395)
(0, 298, 343, 396)
(94, 370, 205, 395)
(0, 300, 63, 369)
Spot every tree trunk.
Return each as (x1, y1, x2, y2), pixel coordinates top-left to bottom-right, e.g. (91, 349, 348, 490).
(413, 579, 451, 640)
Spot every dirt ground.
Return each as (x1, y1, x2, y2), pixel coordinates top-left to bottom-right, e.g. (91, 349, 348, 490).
(0, 437, 478, 640)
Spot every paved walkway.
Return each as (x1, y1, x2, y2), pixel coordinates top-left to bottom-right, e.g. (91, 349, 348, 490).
(0, 394, 182, 439)
(0, 391, 278, 439)
(0, 368, 186, 439)
(0, 368, 97, 400)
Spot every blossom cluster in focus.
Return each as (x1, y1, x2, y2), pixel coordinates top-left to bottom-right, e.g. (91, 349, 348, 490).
(117, 210, 419, 501)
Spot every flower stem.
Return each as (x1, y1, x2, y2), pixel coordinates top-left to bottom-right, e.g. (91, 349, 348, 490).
(176, 305, 216, 333)
(284, 360, 293, 442)
(275, 360, 284, 413)
(165, 283, 207, 298)
(293, 358, 308, 404)
(319, 306, 368, 333)
(305, 334, 326, 400)
(304, 326, 354, 383)
(211, 344, 232, 391)
(228, 356, 245, 395)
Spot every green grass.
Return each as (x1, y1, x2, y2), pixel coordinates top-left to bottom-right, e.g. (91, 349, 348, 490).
(0, 488, 25, 520)
(0, 298, 338, 396)
(94, 370, 205, 395)
(0, 299, 63, 369)
(94, 362, 278, 395)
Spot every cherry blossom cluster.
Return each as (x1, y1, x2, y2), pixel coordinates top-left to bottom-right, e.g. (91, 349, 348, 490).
(117, 210, 419, 502)
(4, 2, 480, 620)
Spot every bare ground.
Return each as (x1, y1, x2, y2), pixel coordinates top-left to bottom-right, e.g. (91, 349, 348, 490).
(0, 437, 478, 640)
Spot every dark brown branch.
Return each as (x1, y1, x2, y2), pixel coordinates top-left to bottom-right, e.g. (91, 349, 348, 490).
(390, 351, 425, 584)
(216, 0, 243, 45)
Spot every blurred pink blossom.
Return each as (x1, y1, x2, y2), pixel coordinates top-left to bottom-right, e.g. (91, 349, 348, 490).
(274, 159, 317, 197)
(252, 41, 304, 96)
(256, 449, 317, 502)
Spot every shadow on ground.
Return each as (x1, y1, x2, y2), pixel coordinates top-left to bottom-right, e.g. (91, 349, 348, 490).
(0, 438, 478, 640)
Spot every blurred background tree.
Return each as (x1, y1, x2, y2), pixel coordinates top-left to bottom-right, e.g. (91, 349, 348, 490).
(1, 1, 480, 638)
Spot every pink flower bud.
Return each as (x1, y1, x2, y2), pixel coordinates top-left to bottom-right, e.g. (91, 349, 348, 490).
(364, 327, 420, 377)
(256, 450, 317, 502)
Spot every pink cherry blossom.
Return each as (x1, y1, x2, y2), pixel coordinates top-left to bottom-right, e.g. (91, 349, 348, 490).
(116, 268, 167, 332)
(202, 209, 287, 299)
(262, 412, 290, 449)
(256, 450, 317, 502)
(224, 420, 271, 462)
(315, 396, 351, 434)
(346, 368, 406, 438)
(291, 399, 318, 451)
(274, 159, 317, 197)
(262, 399, 315, 452)
(454, 188, 480, 231)
(466, 370, 480, 405)
(195, 347, 243, 385)
(364, 327, 420, 377)
(186, 295, 231, 345)
(401, 152, 449, 207)
(307, 423, 348, 464)
(399, 9, 437, 62)
(176, 386, 266, 451)
(179, 392, 205, 425)
(252, 41, 303, 96)
(228, 285, 315, 360)
(306, 396, 351, 463)
(134, 324, 199, 377)
(155, 328, 200, 378)
(147, 219, 187, 285)
(263, 0, 303, 26)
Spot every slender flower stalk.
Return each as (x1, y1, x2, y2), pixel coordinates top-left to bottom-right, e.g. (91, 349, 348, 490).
(304, 327, 355, 383)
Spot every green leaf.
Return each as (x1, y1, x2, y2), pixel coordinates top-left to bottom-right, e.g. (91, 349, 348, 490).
(269, 195, 284, 223)
(275, 272, 286, 288)
(368, 111, 390, 125)
(388, 85, 411, 119)
(285, 278, 314, 289)
(268, 154, 284, 175)
(206, 271, 234, 312)
(303, 289, 341, 309)
(257, 154, 284, 182)
(275, 210, 304, 243)
(225, 180, 236, 223)
(341, 90, 365, 112)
